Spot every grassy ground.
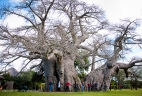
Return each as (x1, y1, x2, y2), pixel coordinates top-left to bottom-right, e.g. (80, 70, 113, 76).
(0, 89, 142, 96)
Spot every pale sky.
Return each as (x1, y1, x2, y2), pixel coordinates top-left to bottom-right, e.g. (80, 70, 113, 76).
(1, 0, 142, 25)
(0, 0, 142, 71)
(81, 0, 142, 23)
(82, 0, 142, 61)
(2, 0, 142, 28)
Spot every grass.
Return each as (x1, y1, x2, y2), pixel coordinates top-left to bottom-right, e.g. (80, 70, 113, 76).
(0, 89, 142, 96)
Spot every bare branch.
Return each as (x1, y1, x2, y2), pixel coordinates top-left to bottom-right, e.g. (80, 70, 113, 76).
(0, 56, 20, 72)
(16, 59, 32, 76)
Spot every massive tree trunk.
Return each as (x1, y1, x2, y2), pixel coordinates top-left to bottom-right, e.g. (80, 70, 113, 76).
(42, 50, 81, 91)
(85, 58, 142, 91)
(85, 61, 112, 91)
(63, 55, 81, 91)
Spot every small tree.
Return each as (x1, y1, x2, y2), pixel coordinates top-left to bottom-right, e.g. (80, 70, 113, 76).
(128, 66, 142, 90)
(74, 50, 90, 82)
(116, 69, 125, 87)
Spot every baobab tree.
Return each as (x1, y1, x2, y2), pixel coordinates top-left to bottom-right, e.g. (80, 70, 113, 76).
(0, 0, 142, 91)
(85, 19, 142, 90)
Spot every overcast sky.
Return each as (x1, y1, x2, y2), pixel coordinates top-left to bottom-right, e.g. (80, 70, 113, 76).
(0, 0, 142, 70)
(81, 0, 142, 22)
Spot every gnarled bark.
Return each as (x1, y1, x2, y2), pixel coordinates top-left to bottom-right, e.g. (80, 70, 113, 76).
(85, 61, 113, 90)
(42, 49, 81, 91)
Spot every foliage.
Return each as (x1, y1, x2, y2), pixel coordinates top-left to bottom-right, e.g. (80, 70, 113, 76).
(124, 80, 142, 89)
(31, 72, 44, 83)
(116, 69, 126, 85)
(2, 73, 15, 81)
(78, 72, 86, 81)
(74, 50, 90, 73)
(113, 67, 142, 89)
(127, 66, 142, 90)
(20, 70, 34, 82)
(1, 70, 44, 90)
(74, 50, 89, 81)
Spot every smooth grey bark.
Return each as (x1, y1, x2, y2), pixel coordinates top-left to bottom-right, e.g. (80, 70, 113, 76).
(85, 61, 112, 91)
(42, 49, 81, 91)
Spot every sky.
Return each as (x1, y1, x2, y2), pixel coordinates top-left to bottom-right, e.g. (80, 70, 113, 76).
(0, 0, 17, 5)
(1, 0, 142, 22)
(0, 0, 8, 4)
(80, 0, 142, 22)
(0, 0, 142, 71)
(82, 0, 142, 62)
(81, 0, 142, 59)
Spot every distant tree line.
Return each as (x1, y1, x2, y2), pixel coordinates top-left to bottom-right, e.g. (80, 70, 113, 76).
(1, 70, 44, 91)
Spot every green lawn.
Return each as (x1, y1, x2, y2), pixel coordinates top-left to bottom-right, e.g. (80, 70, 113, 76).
(0, 89, 142, 96)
